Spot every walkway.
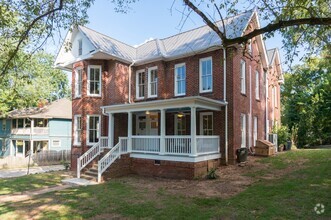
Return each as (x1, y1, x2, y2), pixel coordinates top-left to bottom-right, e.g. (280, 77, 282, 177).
(0, 165, 65, 178)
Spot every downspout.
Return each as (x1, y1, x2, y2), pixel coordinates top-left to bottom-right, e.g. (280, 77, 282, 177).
(128, 61, 136, 104)
(223, 48, 228, 165)
(249, 66, 252, 150)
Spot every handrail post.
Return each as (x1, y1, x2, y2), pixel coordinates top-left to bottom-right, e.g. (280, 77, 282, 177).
(77, 157, 80, 178)
(128, 112, 132, 153)
(97, 163, 101, 183)
(160, 109, 166, 155)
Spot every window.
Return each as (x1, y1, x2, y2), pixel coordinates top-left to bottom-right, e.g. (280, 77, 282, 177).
(78, 39, 82, 56)
(87, 115, 100, 144)
(255, 71, 260, 100)
(25, 119, 31, 128)
(174, 114, 186, 135)
(136, 70, 145, 99)
(34, 119, 48, 127)
(253, 116, 258, 146)
(148, 67, 158, 98)
(52, 140, 61, 147)
(200, 112, 213, 135)
(199, 57, 213, 93)
(240, 60, 246, 94)
(2, 121, 6, 131)
(12, 119, 17, 129)
(175, 63, 186, 96)
(248, 40, 252, 55)
(75, 68, 83, 97)
(74, 115, 82, 145)
(88, 65, 101, 96)
(18, 119, 24, 128)
(240, 114, 246, 148)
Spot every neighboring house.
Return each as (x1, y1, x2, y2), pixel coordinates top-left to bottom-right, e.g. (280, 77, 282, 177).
(55, 9, 282, 180)
(0, 99, 72, 157)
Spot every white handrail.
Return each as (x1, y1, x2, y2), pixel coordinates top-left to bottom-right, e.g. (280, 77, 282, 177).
(98, 141, 121, 182)
(77, 142, 100, 178)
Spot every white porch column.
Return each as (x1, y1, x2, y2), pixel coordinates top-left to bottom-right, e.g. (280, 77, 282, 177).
(108, 113, 114, 148)
(190, 107, 197, 156)
(127, 112, 132, 152)
(160, 109, 166, 155)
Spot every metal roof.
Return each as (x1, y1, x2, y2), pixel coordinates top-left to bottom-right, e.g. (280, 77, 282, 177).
(78, 10, 254, 64)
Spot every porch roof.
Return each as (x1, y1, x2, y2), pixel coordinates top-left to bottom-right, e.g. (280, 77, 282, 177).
(102, 96, 227, 114)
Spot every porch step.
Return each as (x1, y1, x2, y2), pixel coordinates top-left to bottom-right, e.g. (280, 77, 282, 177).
(80, 174, 97, 182)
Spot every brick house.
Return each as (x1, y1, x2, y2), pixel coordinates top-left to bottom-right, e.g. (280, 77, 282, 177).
(55, 9, 282, 181)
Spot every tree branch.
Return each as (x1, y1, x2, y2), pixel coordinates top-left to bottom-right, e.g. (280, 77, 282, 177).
(0, 0, 64, 76)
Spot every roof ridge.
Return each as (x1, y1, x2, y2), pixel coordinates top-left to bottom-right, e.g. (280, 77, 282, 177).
(79, 25, 136, 50)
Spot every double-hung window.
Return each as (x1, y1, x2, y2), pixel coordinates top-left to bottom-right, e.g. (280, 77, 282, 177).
(87, 115, 100, 144)
(88, 65, 101, 96)
(136, 70, 145, 99)
(255, 70, 260, 100)
(240, 60, 246, 94)
(175, 114, 186, 135)
(240, 114, 246, 148)
(74, 115, 82, 145)
(175, 63, 186, 96)
(199, 57, 213, 93)
(75, 68, 83, 98)
(200, 112, 213, 135)
(148, 67, 158, 98)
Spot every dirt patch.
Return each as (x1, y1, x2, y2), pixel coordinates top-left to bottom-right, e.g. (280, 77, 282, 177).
(113, 156, 268, 199)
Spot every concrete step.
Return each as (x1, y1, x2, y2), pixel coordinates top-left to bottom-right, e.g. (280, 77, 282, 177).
(85, 170, 98, 177)
(80, 174, 97, 182)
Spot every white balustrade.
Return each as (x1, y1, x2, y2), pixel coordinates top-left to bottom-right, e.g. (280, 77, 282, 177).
(197, 136, 220, 154)
(99, 137, 109, 149)
(11, 127, 49, 135)
(98, 142, 121, 182)
(119, 137, 128, 153)
(132, 136, 160, 153)
(165, 136, 191, 155)
(77, 142, 100, 178)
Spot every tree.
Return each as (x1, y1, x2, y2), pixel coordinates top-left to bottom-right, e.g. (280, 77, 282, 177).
(281, 52, 331, 147)
(183, 0, 331, 63)
(0, 51, 70, 116)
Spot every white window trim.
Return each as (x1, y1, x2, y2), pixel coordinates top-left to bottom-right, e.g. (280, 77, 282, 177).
(75, 67, 83, 98)
(199, 57, 213, 93)
(240, 60, 246, 94)
(241, 113, 246, 148)
(52, 140, 61, 147)
(253, 116, 258, 146)
(87, 115, 101, 145)
(136, 69, 145, 100)
(255, 70, 260, 100)
(199, 112, 213, 135)
(174, 63, 186, 96)
(148, 66, 158, 98)
(74, 115, 82, 146)
(87, 65, 102, 97)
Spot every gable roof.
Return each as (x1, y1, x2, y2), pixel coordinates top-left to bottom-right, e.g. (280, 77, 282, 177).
(8, 98, 72, 119)
(55, 9, 257, 69)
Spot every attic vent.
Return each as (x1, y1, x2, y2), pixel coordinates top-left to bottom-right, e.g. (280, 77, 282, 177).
(78, 39, 82, 55)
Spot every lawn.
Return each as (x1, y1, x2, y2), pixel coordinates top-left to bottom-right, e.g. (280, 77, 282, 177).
(0, 149, 330, 219)
(0, 171, 72, 195)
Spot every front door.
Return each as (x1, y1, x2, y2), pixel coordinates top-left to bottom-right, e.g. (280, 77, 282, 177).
(136, 112, 159, 135)
(199, 112, 213, 135)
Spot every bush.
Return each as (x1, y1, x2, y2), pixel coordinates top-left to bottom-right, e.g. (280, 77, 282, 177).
(207, 168, 218, 179)
(274, 125, 290, 146)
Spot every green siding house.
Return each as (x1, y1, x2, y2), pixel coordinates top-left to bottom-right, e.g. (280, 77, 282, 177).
(0, 99, 72, 157)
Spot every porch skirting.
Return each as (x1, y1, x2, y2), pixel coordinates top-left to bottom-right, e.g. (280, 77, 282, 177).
(102, 153, 221, 180)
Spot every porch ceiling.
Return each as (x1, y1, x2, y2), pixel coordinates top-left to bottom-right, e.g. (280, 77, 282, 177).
(102, 96, 227, 114)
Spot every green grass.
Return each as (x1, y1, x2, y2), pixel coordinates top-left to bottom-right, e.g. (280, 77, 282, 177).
(0, 171, 69, 195)
(1, 149, 330, 219)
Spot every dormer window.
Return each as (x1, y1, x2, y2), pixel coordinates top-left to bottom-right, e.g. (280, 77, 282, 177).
(78, 39, 82, 56)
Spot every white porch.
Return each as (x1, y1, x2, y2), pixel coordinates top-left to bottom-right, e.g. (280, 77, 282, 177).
(102, 96, 226, 159)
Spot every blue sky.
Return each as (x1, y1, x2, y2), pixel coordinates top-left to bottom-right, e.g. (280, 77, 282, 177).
(52, 0, 295, 72)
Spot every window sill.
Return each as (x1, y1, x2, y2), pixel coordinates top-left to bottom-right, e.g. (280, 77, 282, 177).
(255, 98, 260, 102)
(199, 90, 213, 94)
(87, 95, 102, 98)
(241, 93, 247, 97)
(174, 94, 186, 97)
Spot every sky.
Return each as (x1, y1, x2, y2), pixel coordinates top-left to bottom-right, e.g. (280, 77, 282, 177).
(51, 0, 294, 73)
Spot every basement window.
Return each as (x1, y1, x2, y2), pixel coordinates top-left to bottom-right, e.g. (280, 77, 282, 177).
(154, 160, 161, 165)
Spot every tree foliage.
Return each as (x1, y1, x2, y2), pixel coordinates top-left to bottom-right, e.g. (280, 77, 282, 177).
(0, 52, 70, 116)
(281, 52, 331, 147)
(183, 0, 331, 63)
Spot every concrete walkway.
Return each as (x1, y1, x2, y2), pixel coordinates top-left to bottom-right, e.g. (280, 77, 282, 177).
(0, 165, 65, 178)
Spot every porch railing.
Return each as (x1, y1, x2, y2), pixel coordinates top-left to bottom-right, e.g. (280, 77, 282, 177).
(99, 137, 109, 150)
(197, 136, 220, 154)
(77, 136, 109, 178)
(165, 136, 191, 155)
(132, 136, 160, 153)
(98, 137, 127, 183)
